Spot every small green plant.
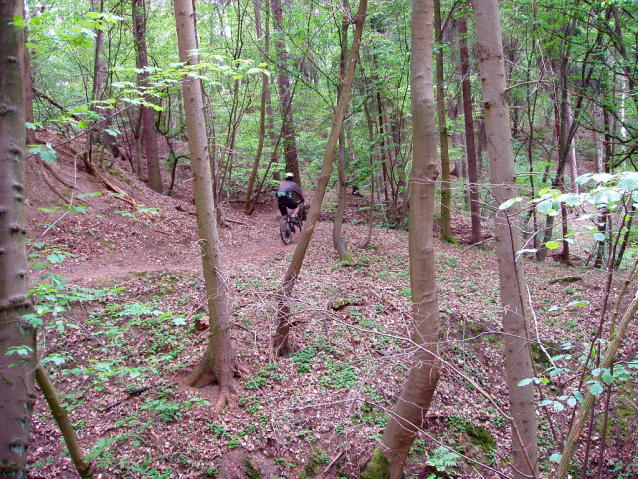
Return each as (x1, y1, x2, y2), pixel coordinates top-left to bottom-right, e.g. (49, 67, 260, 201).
(292, 347, 316, 372)
(426, 446, 460, 475)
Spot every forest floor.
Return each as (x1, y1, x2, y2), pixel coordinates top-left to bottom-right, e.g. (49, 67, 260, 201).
(23, 132, 637, 478)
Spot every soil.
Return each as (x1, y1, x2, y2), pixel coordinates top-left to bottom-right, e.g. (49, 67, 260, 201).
(23, 133, 638, 478)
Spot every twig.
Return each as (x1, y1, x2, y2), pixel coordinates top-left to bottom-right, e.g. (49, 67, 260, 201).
(225, 217, 248, 226)
(101, 385, 154, 411)
(322, 450, 344, 475)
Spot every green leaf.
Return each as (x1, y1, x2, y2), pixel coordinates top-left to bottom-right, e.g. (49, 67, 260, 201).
(566, 300, 588, 307)
(499, 197, 521, 210)
(602, 370, 614, 385)
(590, 381, 604, 396)
(518, 378, 534, 387)
(544, 241, 560, 250)
(47, 252, 65, 264)
(40, 147, 57, 164)
(573, 390, 584, 405)
(567, 397, 577, 408)
(537, 199, 555, 214)
(594, 232, 606, 242)
(618, 176, 638, 192)
(172, 317, 187, 326)
(78, 120, 88, 129)
(549, 453, 562, 463)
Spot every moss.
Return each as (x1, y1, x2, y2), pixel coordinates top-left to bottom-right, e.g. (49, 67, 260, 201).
(300, 455, 321, 478)
(331, 297, 361, 311)
(342, 252, 356, 265)
(361, 449, 390, 479)
(441, 235, 460, 245)
(530, 341, 559, 369)
(244, 457, 262, 479)
(465, 425, 496, 453)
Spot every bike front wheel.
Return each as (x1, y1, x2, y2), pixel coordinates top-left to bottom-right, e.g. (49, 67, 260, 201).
(280, 217, 292, 244)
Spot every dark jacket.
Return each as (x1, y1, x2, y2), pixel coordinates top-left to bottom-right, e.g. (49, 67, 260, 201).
(277, 180, 304, 202)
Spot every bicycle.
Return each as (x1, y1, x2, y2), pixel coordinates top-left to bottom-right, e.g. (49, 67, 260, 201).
(280, 209, 303, 245)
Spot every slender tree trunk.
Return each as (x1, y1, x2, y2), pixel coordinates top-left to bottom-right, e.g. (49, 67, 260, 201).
(332, 1, 354, 264)
(23, 27, 36, 146)
(174, 0, 236, 412)
(555, 287, 638, 478)
(244, 0, 277, 214)
(473, 0, 539, 476)
(459, 14, 481, 243)
(134, 0, 163, 193)
(133, 108, 144, 180)
(271, 0, 300, 184)
(434, 0, 452, 241)
(86, 0, 106, 164)
(0, 0, 37, 474)
(363, 0, 440, 475)
(273, 0, 367, 356)
(35, 364, 93, 478)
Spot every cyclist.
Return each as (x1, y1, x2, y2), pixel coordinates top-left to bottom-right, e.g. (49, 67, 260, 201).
(277, 172, 304, 223)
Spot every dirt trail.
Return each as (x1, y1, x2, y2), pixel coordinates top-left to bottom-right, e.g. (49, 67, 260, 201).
(23, 138, 326, 285)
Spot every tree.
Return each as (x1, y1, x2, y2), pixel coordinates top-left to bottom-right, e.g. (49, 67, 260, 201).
(173, 0, 236, 412)
(434, 0, 452, 242)
(332, 0, 355, 264)
(458, 12, 481, 244)
(473, 0, 539, 475)
(133, 0, 163, 194)
(274, 0, 367, 356)
(0, 0, 37, 474)
(271, 0, 301, 185)
(363, 0, 441, 474)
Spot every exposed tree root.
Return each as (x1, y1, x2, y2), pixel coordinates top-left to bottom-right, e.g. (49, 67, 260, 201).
(59, 144, 156, 219)
(213, 387, 231, 417)
(40, 168, 72, 204)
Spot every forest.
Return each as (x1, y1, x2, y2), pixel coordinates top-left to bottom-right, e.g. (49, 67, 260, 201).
(1, 0, 638, 477)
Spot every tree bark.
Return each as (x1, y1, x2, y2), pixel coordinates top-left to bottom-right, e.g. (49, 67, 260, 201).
(35, 364, 93, 478)
(554, 287, 638, 478)
(332, 1, 354, 264)
(363, 0, 441, 475)
(271, 0, 300, 185)
(174, 0, 236, 412)
(244, 0, 277, 214)
(134, 0, 163, 193)
(473, 0, 539, 476)
(434, 0, 452, 241)
(0, 0, 37, 474)
(273, 0, 367, 356)
(459, 14, 481, 244)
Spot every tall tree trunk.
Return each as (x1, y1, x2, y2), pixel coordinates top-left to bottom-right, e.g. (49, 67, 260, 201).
(174, 0, 236, 413)
(86, 0, 106, 165)
(23, 27, 36, 146)
(244, 0, 268, 214)
(133, 108, 144, 180)
(473, 0, 539, 476)
(459, 14, 481, 244)
(332, 1, 354, 264)
(35, 364, 93, 478)
(273, 0, 367, 356)
(134, 0, 163, 193)
(363, 0, 440, 475)
(271, 0, 300, 185)
(435, 0, 452, 241)
(0, 0, 37, 474)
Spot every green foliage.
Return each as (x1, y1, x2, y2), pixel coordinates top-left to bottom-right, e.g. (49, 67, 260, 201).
(426, 446, 461, 474)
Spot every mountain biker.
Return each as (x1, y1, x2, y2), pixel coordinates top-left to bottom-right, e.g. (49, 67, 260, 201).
(277, 172, 304, 223)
